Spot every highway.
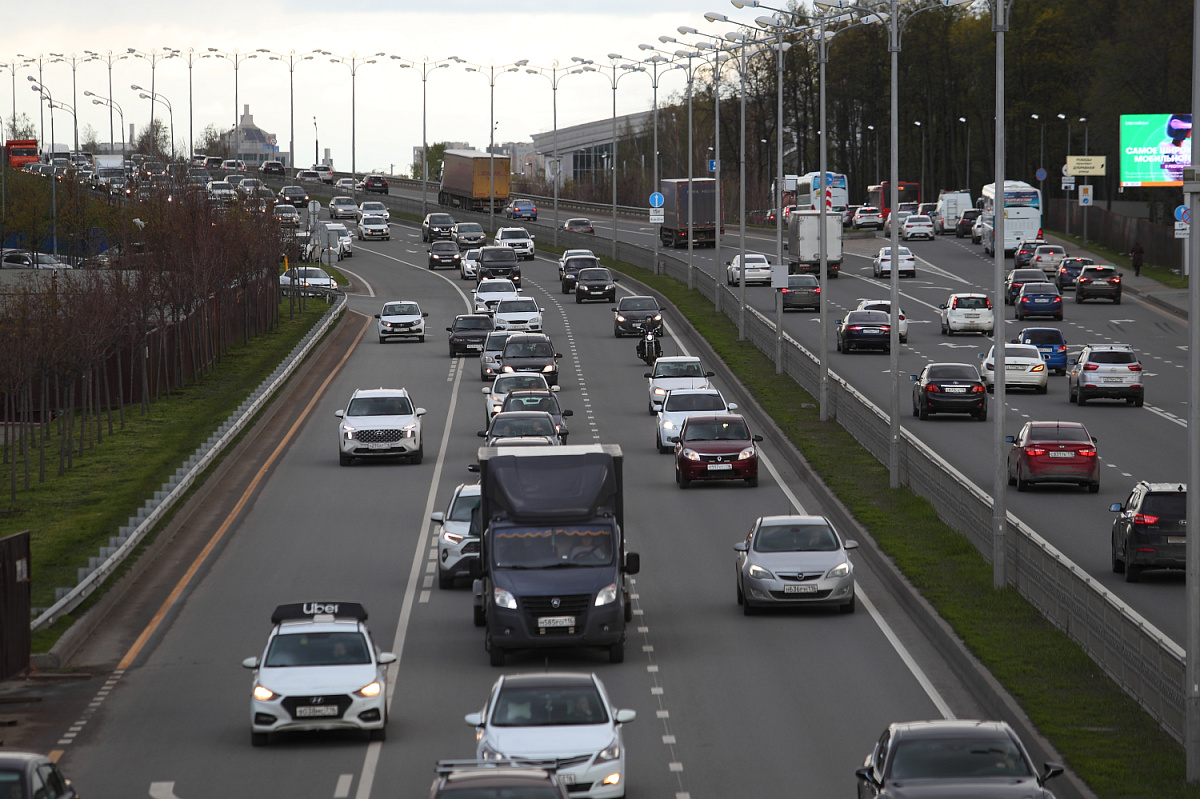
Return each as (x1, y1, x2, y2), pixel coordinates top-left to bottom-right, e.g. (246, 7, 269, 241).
(56, 216, 1063, 799)
(384, 180, 1194, 646)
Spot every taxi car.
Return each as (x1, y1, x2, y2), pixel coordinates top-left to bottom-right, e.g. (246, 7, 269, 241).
(433, 484, 482, 589)
(242, 602, 397, 745)
(734, 515, 858, 614)
(335, 387, 426, 465)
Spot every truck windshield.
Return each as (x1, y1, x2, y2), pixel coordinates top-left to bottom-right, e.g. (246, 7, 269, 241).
(493, 525, 614, 568)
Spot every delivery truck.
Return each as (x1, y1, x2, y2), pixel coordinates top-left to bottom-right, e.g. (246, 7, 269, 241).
(439, 149, 511, 213)
(787, 209, 843, 277)
(659, 177, 720, 248)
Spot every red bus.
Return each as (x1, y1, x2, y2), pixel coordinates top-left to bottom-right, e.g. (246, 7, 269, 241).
(3, 139, 39, 169)
(866, 181, 921, 220)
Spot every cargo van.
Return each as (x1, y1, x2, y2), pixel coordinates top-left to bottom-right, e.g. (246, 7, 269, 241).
(933, 190, 973, 235)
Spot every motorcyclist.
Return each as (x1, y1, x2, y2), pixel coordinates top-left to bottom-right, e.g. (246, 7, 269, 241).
(635, 319, 661, 363)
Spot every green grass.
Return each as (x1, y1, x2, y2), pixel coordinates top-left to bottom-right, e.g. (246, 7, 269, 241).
(3, 298, 331, 631)
(538, 240, 1200, 799)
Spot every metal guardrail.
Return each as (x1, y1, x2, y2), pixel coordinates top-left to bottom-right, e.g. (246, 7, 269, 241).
(31, 292, 347, 632)
(616, 239, 1188, 744)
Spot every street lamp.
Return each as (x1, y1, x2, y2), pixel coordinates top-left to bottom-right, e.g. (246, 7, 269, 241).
(135, 87, 174, 161)
(867, 124, 879, 184)
(28, 79, 57, 256)
(313, 117, 318, 167)
(395, 56, 454, 214)
(17, 55, 45, 149)
(263, 50, 316, 171)
(959, 116, 970, 194)
(526, 61, 592, 245)
(329, 53, 384, 185)
(87, 94, 125, 156)
(83, 51, 129, 152)
(49, 54, 84, 152)
(1031, 113, 1044, 198)
(461, 59, 528, 230)
(203, 50, 257, 164)
(914, 119, 925, 199)
(129, 49, 178, 157)
(0, 62, 18, 145)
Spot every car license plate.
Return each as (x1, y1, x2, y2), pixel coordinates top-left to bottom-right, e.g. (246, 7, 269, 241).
(1168, 536, 1186, 544)
(944, 387, 967, 394)
(538, 616, 575, 628)
(863, 327, 881, 334)
(1102, 377, 1124, 383)
(964, 313, 979, 318)
(1047, 451, 1075, 458)
(466, 344, 482, 350)
(368, 442, 392, 450)
(296, 705, 339, 718)
(558, 774, 576, 785)
(707, 463, 733, 471)
(783, 584, 819, 594)
(1006, 364, 1023, 371)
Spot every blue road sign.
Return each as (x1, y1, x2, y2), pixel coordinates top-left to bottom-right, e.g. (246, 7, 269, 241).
(1036, 167, 1047, 182)
(1175, 204, 1189, 222)
(649, 192, 665, 208)
(708, 159, 717, 172)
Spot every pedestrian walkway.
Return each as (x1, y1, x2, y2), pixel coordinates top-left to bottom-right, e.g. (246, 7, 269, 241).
(1041, 231, 1189, 320)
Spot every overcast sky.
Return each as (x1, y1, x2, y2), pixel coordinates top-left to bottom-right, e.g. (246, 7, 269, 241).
(1, 1, 803, 173)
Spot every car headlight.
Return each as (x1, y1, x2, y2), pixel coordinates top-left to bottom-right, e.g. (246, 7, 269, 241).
(595, 583, 618, 607)
(502, 366, 514, 373)
(827, 562, 851, 579)
(682, 448, 700, 461)
(738, 447, 757, 460)
(747, 564, 774, 580)
(491, 404, 503, 414)
(653, 314, 662, 322)
(653, 387, 667, 396)
(442, 530, 465, 545)
(661, 419, 676, 430)
(493, 587, 517, 610)
(616, 314, 626, 322)
(402, 423, 419, 437)
(597, 738, 622, 763)
(253, 685, 276, 701)
(342, 425, 356, 440)
(542, 364, 555, 372)
(481, 741, 505, 761)
(604, 284, 614, 290)
(355, 681, 383, 698)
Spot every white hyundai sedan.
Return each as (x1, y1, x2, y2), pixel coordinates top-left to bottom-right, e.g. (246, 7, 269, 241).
(980, 343, 1048, 393)
(466, 672, 636, 799)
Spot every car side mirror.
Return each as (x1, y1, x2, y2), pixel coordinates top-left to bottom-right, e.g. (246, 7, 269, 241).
(727, 403, 738, 411)
(844, 540, 859, 550)
(624, 551, 640, 575)
(644, 372, 653, 378)
(562, 410, 573, 417)
(854, 768, 879, 788)
(977, 353, 985, 360)
(464, 712, 483, 726)
(752, 435, 764, 442)
(733, 541, 748, 552)
(378, 652, 397, 665)
(422, 312, 429, 318)
(477, 431, 487, 438)
(530, 235, 536, 240)
(555, 353, 562, 359)
(1041, 764, 1064, 785)
(481, 387, 492, 394)
(467, 463, 480, 473)
(705, 371, 715, 377)
(613, 276, 619, 282)
(446, 327, 453, 332)
(1010, 338, 1018, 343)
(614, 709, 636, 724)
(374, 314, 381, 319)
(1109, 503, 1122, 512)
(611, 307, 618, 312)
(909, 374, 918, 382)
(1005, 435, 1015, 443)
(416, 408, 427, 417)
(242, 657, 260, 669)
(430, 511, 445, 524)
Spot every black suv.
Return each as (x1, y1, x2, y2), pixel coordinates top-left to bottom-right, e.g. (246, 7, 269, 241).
(477, 246, 521, 285)
(954, 209, 981, 238)
(428, 760, 570, 799)
(575, 267, 618, 304)
(560, 255, 600, 294)
(1111, 482, 1187, 582)
(446, 314, 495, 357)
(428, 240, 462, 270)
(422, 212, 457, 242)
(260, 160, 285, 176)
(362, 174, 388, 194)
(278, 186, 310, 208)
(1075, 265, 1123, 303)
(497, 333, 562, 386)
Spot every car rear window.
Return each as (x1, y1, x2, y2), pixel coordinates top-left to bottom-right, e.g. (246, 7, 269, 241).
(788, 276, 819, 288)
(1143, 492, 1187, 520)
(848, 311, 889, 324)
(1029, 426, 1090, 441)
(1088, 350, 1137, 364)
(927, 365, 979, 381)
(1021, 330, 1065, 345)
(664, 393, 725, 412)
(953, 296, 989, 310)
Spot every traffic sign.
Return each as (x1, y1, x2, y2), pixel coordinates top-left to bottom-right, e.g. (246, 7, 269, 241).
(1079, 185, 1093, 206)
(1175, 204, 1189, 222)
(1062, 175, 1076, 186)
(1185, 208, 1193, 225)
(649, 192, 665, 208)
(1175, 221, 1190, 239)
(708, 159, 717, 172)
(1036, 168, 1047, 182)
(649, 210, 665, 224)
(1067, 155, 1106, 176)
(267, 135, 278, 147)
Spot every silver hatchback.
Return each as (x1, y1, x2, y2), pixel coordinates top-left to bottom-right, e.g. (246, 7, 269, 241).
(734, 515, 858, 614)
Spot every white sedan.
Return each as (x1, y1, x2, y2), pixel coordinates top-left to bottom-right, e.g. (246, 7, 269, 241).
(872, 246, 916, 278)
(466, 672, 636, 799)
(725, 253, 772, 285)
(375, 300, 427, 343)
(645, 356, 714, 414)
(357, 215, 389, 240)
(356, 200, 390, 222)
(473, 279, 521, 315)
(901, 214, 935, 241)
(656, 388, 736, 453)
(854, 299, 909, 343)
(492, 297, 543, 332)
(980, 343, 1048, 393)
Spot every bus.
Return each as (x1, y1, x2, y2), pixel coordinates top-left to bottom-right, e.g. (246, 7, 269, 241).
(795, 172, 849, 216)
(980, 180, 1042, 256)
(866, 181, 920, 220)
(2, 139, 39, 169)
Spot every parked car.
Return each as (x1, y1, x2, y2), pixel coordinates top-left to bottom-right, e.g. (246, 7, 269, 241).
(1075, 265, 1123, 303)
(1007, 420, 1099, 493)
(911, 362, 988, 421)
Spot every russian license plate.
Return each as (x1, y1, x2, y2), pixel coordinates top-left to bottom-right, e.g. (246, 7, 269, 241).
(944, 387, 967, 394)
(559, 774, 576, 785)
(1047, 451, 1075, 459)
(863, 327, 881, 334)
(466, 344, 482, 350)
(538, 616, 575, 628)
(368, 442, 392, 450)
(1034, 298, 1048, 303)
(1006, 364, 1023, 371)
(707, 463, 733, 471)
(1102, 377, 1124, 383)
(296, 705, 339, 718)
(1168, 536, 1186, 544)
(784, 584, 819, 594)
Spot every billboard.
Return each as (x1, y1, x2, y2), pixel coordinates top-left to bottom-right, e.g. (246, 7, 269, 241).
(1120, 114, 1192, 187)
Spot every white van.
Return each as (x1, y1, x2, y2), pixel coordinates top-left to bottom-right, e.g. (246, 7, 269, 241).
(933, 190, 973, 235)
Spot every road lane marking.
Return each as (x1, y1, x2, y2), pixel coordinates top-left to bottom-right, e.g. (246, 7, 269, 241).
(334, 774, 353, 798)
(149, 782, 182, 799)
(336, 265, 375, 297)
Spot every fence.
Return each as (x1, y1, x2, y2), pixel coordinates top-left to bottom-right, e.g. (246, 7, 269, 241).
(1046, 198, 1180, 269)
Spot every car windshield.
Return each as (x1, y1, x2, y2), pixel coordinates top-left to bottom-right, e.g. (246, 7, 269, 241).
(498, 299, 538, 313)
(211, 182, 232, 191)
(362, 202, 385, 211)
(478, 281, 515, 294)
(494, 376, 545, 392)
(907, 216, 931, 223)
(1029, 426, 1090, 442)
(620, 298, 659, 311)
(362, 216, 385, 225)
(455, 317, 492, 330)
(500, 229, 529, 239)
(1037, 246, 1065, 255)
(492, 682, 609, 727)
(503, 341, 555, 358)
(664, 393, 725, 412)
(683, 419, 750, 442)
(484, 333, 511, 352)
(1013, 271, 1045, 281)
(448, 493, 481, 523)
(564, 258, 598, 271)
(655, 361, 704, 378)
(383, 303, 420, 316)
(1021, 330, 1065, 345)
(264, 631, 371, 667)
(504, 394, 558, 413)
(429, 215, 454, 224)
(333, 198, 354, 206)
(454, 223, 482, 233)
(754, 522, 839, 552)
(326, 224, 348, 235)
(1088, 350, 1136, 364)
(927, 365, 979, 381)
(579, 269, 609, 281)
(888, 737, 1032, 779)
(491, 525, 615, 571)
(432, 242, 459, 253)
(466, 249, 481, 259)
(347, 396, 414, 416)
(294, 268, 331, 280)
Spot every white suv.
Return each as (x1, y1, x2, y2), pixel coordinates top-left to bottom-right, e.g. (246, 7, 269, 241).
(1068, 343, 1144, 406)
(335, 388, 426, 465)
(938, 293, 994, 336)
(494, 227, 535, 260)
(432, 483, 481, 589)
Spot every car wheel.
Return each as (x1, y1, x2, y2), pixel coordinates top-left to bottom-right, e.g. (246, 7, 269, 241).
(473, 604, 486, 627)
(438, 571, 454, 590)
(975, 408, 987, 421)
(339, 453, 352, 467)
(912, 400, 920, 418)
(1036, 383, 1047, 395)
(1088, 481, 1100, 494)
(1008, 468, 1017, 487)
(836, 338, 842, 352)
(487, 634, 505, 667)
(609, 640, 625, 663)
(1077, 391, 1087, 406)
(1075, 293, 1084, 304)
(614, 327, 622, 338)
(1112, 535, 1125, 573)
(411, 443, 424, 465)
(736, 577, 744, 605)
(839, 594, 856, 614)
(745, 475, 758, 488)
(1016, 467, 1028, 492)
(418, 335, 425, 343)
(742, 597, 757, 616)
(449, 344, 457, 357)
(575, 295, 582, 304)
(918, 402, 929, 420)
(1134, 396, 1144, 407)
(378, 335, 386, 344)
(369, 723, 386, 742)
(678, 470, 690, 489)
(251, 732, 269, 747)
(1114, 295, 1122, 305)
(1054, 313, 1063, 321)
(657, 433, 670, 454)
(1124, 545, 1142, 583)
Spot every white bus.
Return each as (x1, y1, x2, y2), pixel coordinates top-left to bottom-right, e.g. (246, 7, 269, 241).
(795, 171, 849, 216)
(981, 180, 1042, 256)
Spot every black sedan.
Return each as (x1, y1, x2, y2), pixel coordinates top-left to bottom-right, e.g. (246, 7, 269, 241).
(361, 174, 389, 193)
(277, 185, 310, 208)
(0, 751, 79, 799)
(835, 310, 891, 353)
(911, 362, 988, 421)
(1075, 265, 1123, 303)
(574, 267, 618, 304)
(428, 240, 462, 270)
(612, 296, 663, 336)
(446, 314, 495, 357)
(781, 274, 820, 311)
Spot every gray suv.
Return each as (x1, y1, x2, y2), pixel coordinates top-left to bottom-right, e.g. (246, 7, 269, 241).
(1067, 343, 1144, 406)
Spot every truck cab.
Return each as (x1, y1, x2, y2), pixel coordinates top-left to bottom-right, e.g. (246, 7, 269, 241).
(470, 445, 639, 666)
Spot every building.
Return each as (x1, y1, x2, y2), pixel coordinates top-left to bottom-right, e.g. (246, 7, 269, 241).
(220, 105, 290, 168)
(530, 110, 654, 188)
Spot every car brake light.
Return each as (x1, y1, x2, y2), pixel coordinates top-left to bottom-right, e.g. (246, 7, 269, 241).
(970, 384, 986, 394)
(1024, 447, 1046, 456)
(1111, 277, 1121, 284)
(951, 298, 958, 309)
(813, 287, 821, 294)
(1056, 345, 1066, 352)
(1128, 364, 1143, 372)
(781, 289, 789, 293)
(1079, 448, 1097, 457)
(1133, 513, 1160, 525)
(1083, 364, 1099, 371)
(1079, 278, 1091, 284)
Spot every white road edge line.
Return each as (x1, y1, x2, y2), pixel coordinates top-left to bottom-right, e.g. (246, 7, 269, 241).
(335, 265, 375, 298)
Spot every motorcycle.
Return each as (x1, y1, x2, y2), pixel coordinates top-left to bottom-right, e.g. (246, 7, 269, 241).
(635, 320, 662, 366)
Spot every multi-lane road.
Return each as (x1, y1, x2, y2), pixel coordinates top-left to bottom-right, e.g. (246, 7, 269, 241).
(45, 213, 1087, 799)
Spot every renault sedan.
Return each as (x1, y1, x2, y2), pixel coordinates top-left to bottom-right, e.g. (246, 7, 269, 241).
(734, 515, 858, 614)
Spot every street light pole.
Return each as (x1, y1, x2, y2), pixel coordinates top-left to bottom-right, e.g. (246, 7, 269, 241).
(329, 53, 384, 185)
(528, 61, 590, 246)
(204, 50, 257, 164)
(83, 51, 127, 153)
(463, 60, 528, 230)
(396, 57, 454, 214)
(960, 115, 971, 194)
(1031, 113, 1043, 198)
(313, 117, 318, 166)
(87, 94, 124, 158)
(29, 79, 56, 255)
(131, 49, 178, 158)
(18, 55, 45, 151)
(135, 87, 174, 162)
(914, 120, 925, 199)
(48, 54, 83, 152)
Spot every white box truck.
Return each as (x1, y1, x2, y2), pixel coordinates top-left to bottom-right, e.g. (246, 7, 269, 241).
(787, 210, 843, 277)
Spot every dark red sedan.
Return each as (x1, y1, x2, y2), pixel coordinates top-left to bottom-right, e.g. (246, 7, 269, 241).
(1006, 420, 1099, 493)
(674, 414, 763, 489)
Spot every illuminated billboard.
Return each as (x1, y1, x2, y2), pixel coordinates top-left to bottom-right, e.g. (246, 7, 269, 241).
(1120, 113, 1192, 187)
